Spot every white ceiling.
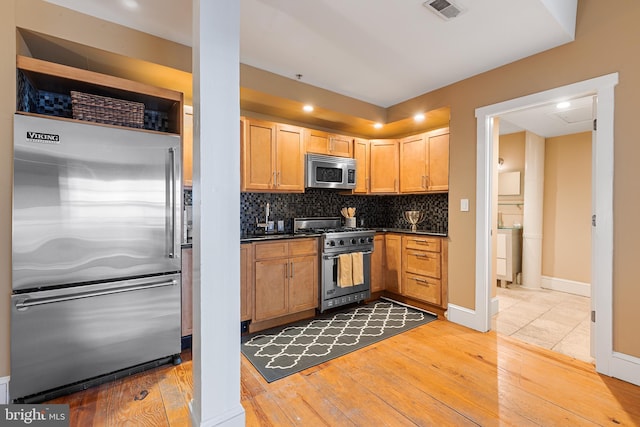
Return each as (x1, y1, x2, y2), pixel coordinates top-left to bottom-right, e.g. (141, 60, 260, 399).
(43, 0, 583, 136)
(499, 95, 594, 137)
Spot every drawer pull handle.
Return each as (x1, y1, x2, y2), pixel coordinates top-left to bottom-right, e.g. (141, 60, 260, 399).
(412, 239, 428, 244)
(414, 278, 429, 284)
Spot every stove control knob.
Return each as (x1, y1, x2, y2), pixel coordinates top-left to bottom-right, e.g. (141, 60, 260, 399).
(329, 240, 336, 247)
(351, 238, 357, 244)
(339, 240, 345, 246)
(367, 237, 374, 243)
(359, 238, 365, 244)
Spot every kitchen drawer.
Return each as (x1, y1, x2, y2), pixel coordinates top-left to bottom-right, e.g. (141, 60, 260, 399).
(255, 242, 288, 260)
(289, 238, 318, 256)
(404, 250, 441, 278)
(403, 273, 441, 305)
(403, 236, 441, 252)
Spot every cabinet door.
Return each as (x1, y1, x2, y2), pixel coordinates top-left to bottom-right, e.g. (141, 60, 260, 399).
(404, 250, 441, 279)
(242, 119, 276, 191)
(370, 139, 399, 193)
(328, 134, 353, 157)
(353, 138, 370, 194)
(289, 238, 318, 257)
(384, 234, 402, 293)
(183, 107, 193, 187)
(305, 128, 330, 155)
(181, 247, 193, 336)
(403, 273, 441, 305)
(371, 234, 385, 292)
(254, 258, 289, 321)
(404, 236, 441, 252)
(288, 255, 318, 313)
(400, 133, 427, 193)
(427, 132, 449, 192)
(240, 244, 253, 322)
(276, 124, 304, 192)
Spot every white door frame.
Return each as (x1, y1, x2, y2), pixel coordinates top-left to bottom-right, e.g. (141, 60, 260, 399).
(463, 73, 629, 381)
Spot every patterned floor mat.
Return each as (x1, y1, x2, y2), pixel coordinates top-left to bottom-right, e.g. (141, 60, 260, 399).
(241, 299, 437, 382)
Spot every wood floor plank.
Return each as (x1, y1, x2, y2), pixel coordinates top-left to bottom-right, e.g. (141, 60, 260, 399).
(302, 361, 419, 426)
(102, 368, 169, 427)
(45, 318, 640, 427)
(333, 345, 481, 426)
(268, 369, 353, 426)
(389, 325, 608, 425)
(408, 323, 640, 425)
(155, 365, 192, 427)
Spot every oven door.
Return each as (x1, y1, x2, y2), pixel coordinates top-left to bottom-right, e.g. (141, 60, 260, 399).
(320, 251, 371, 312)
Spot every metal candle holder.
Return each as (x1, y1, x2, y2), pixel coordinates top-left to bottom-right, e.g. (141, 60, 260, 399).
(403, 210, 426, 232)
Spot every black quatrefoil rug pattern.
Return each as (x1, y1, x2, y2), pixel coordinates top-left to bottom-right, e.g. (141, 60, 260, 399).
(241, 299, 437, 382)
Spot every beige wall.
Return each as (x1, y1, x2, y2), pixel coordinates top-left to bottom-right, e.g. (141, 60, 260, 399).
(2, 0, 640, 374)
(542, 132, 592, 284)
(384, 0, 640, 357)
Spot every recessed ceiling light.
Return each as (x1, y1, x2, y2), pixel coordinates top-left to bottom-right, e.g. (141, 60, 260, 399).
(122, 0, 139, 9)
(303, 105, 314, 112)
(556, 101, 571, 109)
(374, 123, 383, 129)
(414, 113, 425, 122)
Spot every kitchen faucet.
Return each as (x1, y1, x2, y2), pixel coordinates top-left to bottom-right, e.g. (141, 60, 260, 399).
(255, 202, 270, 232)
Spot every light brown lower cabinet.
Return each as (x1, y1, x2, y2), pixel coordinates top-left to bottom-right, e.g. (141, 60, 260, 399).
(253, 238, 318, 323)
(181, 247, 193, 337)
(370, 234, 385, 293)
(384, 234, 403, 294)
(379, 233, 448, 318)
(241, 243, 253, 322)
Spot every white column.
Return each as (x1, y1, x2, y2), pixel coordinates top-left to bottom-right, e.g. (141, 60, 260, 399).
(521, 131, 545, 289)
(191, 1, 244, 426)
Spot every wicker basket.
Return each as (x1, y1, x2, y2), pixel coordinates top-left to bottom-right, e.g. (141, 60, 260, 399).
(70, 91, 145, 128)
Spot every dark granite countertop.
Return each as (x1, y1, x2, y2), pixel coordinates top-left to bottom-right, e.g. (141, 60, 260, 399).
(373, 228, 448, 237)
(240, 233, 321, 243)
(240, 228, 447, 243)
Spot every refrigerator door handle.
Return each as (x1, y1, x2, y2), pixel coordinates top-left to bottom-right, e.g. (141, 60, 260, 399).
(14, 279, 178, 311)
(168, 147, 177, 258)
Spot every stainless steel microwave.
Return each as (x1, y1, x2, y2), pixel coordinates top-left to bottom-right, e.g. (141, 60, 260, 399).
(305, 153, 356, 190)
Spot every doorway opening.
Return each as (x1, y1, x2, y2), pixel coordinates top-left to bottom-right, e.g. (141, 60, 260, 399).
(490, 99, 594, 362)
(472, 73, 617, 377)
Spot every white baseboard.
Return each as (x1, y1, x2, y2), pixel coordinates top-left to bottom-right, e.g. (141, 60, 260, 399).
(190, 400, 245, 427)
(0, 376, 9, 404)
(447, 303, 487, 332)
(491, 297, 499, 316)
(610, 352, 640, 387)
(541, 276, 590, 297)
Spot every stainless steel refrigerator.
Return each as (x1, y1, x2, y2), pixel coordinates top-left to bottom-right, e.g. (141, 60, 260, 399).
(11, 114, 182, 402)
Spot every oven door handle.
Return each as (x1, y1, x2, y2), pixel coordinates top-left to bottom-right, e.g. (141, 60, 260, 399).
(323, 250, 373, 260)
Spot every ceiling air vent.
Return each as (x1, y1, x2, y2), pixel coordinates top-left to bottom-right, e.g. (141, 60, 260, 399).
(423, 0, 463, 20)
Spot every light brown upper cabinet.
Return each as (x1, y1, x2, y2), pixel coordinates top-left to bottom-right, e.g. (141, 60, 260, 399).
(399, 128, 449, 193)
(183, 106, 193, 187)
(304, 128, 353, 158)
(369, 139, 400, 194)
(241, 118, 304, 192)
(353, 138, 370, 194)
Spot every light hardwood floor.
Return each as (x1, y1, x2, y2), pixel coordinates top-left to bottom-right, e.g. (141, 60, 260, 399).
(49, 319, 640, 426)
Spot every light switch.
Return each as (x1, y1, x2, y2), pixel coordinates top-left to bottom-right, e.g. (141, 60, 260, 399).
(460, 198, 469, 212)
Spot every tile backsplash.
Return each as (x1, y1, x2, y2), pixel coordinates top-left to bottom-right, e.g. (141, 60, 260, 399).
(240, 190, 448, 235)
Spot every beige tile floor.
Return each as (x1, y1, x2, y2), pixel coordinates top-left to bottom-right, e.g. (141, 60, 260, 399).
(492, 285, 594, 363)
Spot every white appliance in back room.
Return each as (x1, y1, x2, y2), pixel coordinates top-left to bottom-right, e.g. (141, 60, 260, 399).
(10, 114, 183, 403)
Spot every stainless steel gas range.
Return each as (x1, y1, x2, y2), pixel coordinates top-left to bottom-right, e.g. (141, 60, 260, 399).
(294, 217, 375, 312)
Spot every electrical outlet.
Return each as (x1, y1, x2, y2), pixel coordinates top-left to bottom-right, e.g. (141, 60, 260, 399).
(460, 198, 469, 212)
